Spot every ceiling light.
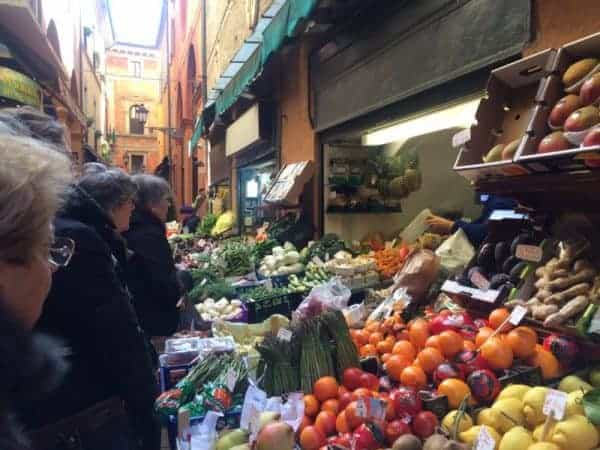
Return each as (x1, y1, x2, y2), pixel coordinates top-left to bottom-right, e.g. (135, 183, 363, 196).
(361, 96, 482, 146)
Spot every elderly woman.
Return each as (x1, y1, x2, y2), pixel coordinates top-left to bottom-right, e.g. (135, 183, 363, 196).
(0, 118, 72, 448)
(125, 174, 181, 338)
(21, 168, 160, 450)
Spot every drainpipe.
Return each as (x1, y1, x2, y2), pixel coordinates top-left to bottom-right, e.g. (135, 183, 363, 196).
(166, 0, 173, 187)
(201, 0, 209, 187)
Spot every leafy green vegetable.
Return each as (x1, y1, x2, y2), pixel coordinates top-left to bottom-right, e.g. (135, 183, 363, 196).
(198, 213, 218, 236)
(214, 240, 253, 277)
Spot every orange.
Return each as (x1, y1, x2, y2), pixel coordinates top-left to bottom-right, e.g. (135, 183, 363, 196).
(408, 318, 430, 350)
(506, 326, 538, 358)
(475, 327, 495, 348)
(463, 340, 476, 351)
(315, 410, 337, 436)
(425, 335, 443, 352)
(527, 347, 560, 380)
(335, 411, 350, 434)
(384, 354, 412, 382)
(368, 332, 384, 346)
(365, 321, 381, 333)
(416, 347, 445, 374)
(351, 388, 372, 401)
(381, 352, 392, 364)
(438, 330, 464, 357)
(438, 378, 472, 409)
(396, 330, 410, 342)
(354, 329, 370, 346)
(313, 376, 339, 402)
(321, 398, 340, 415)
(304, 394, 320, 417)
(480, 337, 513, 370)
(360, 344, 377, 358)
(489, 308, 513, 332)
(377, 339, 394, 355)
(400, 365, 427, 389)
(392, 340, 416, 360)
(299, 425, 326, 450)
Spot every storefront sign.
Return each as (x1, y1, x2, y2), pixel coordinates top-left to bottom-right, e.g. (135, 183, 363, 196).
(226, 104, 260, 156)
(0, 66, 41, 107)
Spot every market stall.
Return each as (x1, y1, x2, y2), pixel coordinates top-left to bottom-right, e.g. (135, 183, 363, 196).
(154, 32, 600, 450)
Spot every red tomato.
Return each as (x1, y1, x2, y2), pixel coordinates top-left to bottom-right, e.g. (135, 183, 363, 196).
(412, 411, 438, 439)
(385, 420, 412, 445)
(359, 372, 380, 391)
(338, 391, 353, 411)
(352, 423, 386, 450)
(315, 411, 337, 436)
(343, 367, 364, 390)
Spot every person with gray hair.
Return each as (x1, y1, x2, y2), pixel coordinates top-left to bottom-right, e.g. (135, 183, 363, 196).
(0, 112, 73, 449)
(20, 168, 161, 450)
(125, 174, 181, 338)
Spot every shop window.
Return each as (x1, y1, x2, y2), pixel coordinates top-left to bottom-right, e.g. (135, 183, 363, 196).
(130, 60, 142, 78)
(129, 108, 144, 135)
(129, 154, 146, 174)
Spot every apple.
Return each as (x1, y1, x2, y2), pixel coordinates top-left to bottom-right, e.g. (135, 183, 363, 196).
(538, 131, 571, 154)
(549, 94, 583, 128)
(583, 127, 600, 147)
(580, 73, 600, 106)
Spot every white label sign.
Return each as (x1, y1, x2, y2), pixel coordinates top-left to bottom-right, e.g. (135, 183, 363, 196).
(200, 278, 207, 287)
(369, 398, 387, 421)
(356, 398, 368, 418)
(277, 328, 293, 342)
(240, 384, 267, 430)
(474, 426, 496, 450)
(516, 244, 543, 263)
(452, 128, 471, 148)
(509, 305, 528, 325)
(543, 389, 568, 420)
(225, 368, 237, 392)
(471, 271, 490, 290)
(589, 307, 600, 334)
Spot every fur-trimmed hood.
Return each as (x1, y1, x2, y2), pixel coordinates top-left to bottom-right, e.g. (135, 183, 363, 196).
(0, 312, 68, 450)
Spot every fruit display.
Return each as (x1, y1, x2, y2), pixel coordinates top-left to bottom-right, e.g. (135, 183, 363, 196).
(506, 240, 599, 329)
(195, 297, 245, 322)
(482, 139, 521, 163)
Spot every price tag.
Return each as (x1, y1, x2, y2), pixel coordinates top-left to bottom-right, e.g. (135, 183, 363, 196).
(509, 305, 528, 325)
(516, 244, 543, 263)
(474, 426, 496, 450)
(369, 398, 387, 421)
(452, 128, 471, 148)
(277, 328, 293, 342)
(543, 389, 568, 420)
(200, 278, 207, 287)
(589, 307, 600, 334)
(356, 398, 368, 418)
(281, 392, 305, 431)
(225, 368, 237, 392)
(312, 256, 325, 267)
(240, 385, 267, 430)
(470, 271, 490, 290)
(325, 253, 330, 261)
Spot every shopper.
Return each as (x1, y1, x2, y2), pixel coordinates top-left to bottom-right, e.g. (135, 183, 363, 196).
(182, 188, 207, 233)
(125, 174, 181, 338)
(21, 168, 161, 450)
(0, 119, 72, 449)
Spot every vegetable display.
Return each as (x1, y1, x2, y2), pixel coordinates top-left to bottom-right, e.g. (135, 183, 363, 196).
(195, 297, 245, 322)
(288, 264, 331, 292)
(198, 213, 219, 236)
(306, 234, 349, 263)
(256, 333, 300, 396)
(258, 242, 304, 278)
(374, 246, 410, 279)
(211, 211, 234, 236)
(213, 239, 253, 277)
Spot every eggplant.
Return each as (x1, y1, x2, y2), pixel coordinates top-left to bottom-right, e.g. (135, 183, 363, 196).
(502, 255, 520, 274)
(510, 232, 534, 255)
(494, 241, 510, 272)
(477, 243, 495, 272)
(489, 273, 511, 289)
(509, 261, 528, 284)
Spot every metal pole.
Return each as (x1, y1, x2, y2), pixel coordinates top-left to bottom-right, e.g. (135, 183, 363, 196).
(201, 0, 209, 187)
(166, 0, 173, 188)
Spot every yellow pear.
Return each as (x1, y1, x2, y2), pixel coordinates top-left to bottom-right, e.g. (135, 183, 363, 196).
(533, 423, 555, 442)
(565, 390, 585, 417)
(459, 425, 501, 449)
(492, 398, 525, 433)
(499, 426, 534, 450)
(477, 408, 503, 431)
(550, 414, 599, 450)
(497, 384, 532, 401)
(523, 387, 550, 428)
(558, 375, 593, 393)
(442, 410, 473, 435)
(527, 444, 561, 450)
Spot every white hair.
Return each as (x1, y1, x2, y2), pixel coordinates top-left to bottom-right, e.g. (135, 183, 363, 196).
(0, 134, 73, 262)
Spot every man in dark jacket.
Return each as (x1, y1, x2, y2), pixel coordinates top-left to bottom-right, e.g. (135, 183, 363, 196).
(20, 172, 160, 450)
(125, 174, 181, 337)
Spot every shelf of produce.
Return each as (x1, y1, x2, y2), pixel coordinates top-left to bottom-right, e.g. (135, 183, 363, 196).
(475, 170, 600, 212)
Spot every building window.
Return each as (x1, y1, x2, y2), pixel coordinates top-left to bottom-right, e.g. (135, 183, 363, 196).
(129, 108, 145, 135)
(129, 154, 146, 174)
(130, 60, 142, 78)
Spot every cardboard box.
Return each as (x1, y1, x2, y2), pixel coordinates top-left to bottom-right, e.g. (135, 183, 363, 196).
(517, 32, 600, 173)
(264, 160, 314, 206)
(453, 50, 557, 182)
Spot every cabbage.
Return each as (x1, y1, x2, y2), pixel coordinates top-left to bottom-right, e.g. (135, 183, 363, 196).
(272, 246, 285, 257)
(274, 254, 286, 267)
(283, 251, 300, 265)
(263, 255, 277, 270)
(283, 242, 296, 251)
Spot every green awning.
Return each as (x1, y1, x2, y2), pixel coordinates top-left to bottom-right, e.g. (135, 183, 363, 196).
(190, 0, 318, 149)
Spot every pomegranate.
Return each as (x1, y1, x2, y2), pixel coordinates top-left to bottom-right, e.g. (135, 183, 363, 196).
(467, 369, 501, 403)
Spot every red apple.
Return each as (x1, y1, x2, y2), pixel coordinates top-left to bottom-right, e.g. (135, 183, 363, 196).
(583, 127, 600, 147)
(581, 73, 600, 106)
(538, 131, 571, 154)
(564, 105, 600, 132)
(549, 94, 583, 128)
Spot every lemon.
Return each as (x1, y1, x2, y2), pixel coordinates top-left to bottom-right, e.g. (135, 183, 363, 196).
(442, 410, 473, 435)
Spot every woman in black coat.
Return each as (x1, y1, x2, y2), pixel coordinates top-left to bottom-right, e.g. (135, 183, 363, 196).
(125, 174, 181, 338)
(20, 169, 161, 450)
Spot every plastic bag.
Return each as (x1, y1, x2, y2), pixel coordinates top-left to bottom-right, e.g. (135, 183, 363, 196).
(292, 278, 351, 321)
(367, 287, 411, 322)
(435, 228, 475, 275)
(393, 249, 440, 302)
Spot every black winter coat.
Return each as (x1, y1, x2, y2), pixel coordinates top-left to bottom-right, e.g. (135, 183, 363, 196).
(0, 310, 67, 450)
(125, 209, 181, 337)
(19, 186, 160, 450)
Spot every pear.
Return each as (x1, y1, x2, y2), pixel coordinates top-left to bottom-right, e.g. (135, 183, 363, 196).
(558, 375, 593, 393)
(499, 426, 534, 450)
(523, 387, 550, 428)
(442, 410, 473, 435)
(527, 444, 561, 450)
(551, 414, 599, 450)
(492, 398, 525, 433)
(477, 408, 503, 431)
(483, 144, 505, 163)
(459, 425, 501, 449)
(497, 384, 531, 401)
(566, 390, 585, 417)
(533, 423, 555, 442)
